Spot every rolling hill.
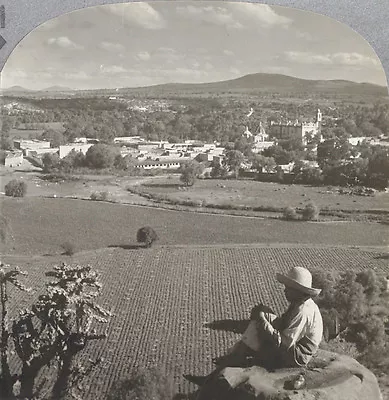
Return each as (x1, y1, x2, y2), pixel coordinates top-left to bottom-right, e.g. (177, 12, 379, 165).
(115, 73, 388, 97)
(2, 73, 387, 99)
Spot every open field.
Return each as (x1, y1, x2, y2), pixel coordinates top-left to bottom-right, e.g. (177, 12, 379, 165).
(1, 197, 388, 256)
(3, 245, 389, 399)
(137, 176, 389, 214)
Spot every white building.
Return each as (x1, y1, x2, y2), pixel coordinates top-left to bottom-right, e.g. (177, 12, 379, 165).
(4, 150, 23, 167)
(114, 136, 144, 144)
(59, 143, 93, 159)
(13, 139, 51, 155)
(135, 159, 182, 170)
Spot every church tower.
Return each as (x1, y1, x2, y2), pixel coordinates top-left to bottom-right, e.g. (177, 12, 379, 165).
(316, 109, 322, 124)
(316, 108, 322, 141)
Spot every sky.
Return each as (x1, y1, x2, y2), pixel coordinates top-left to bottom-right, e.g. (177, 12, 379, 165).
(1, 1, 387, 90)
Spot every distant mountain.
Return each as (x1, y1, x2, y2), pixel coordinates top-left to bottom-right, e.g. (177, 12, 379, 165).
(39, 86, 74, 92)
(118, 73, 388, 98)
(1, 85, 32, 93)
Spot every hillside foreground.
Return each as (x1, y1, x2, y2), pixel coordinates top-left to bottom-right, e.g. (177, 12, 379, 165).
(3, 245, 388, 399)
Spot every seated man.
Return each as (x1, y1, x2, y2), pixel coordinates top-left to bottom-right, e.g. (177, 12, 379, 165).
(185, 267, 323, 393)
(226, 266, 323, 369)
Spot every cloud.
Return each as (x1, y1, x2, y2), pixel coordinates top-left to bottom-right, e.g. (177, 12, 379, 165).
(47, 36, 83, 50)
(176, 5, 243, 29)
(229, 4, 291, 28)
(283, 51, 381, 67)
(100, 65, 128, 74)
(229, 67, 241, 75)
(8, 69, 28, 79)
(223, 50, 235, 56)
(176, 4, 291, 29)
(103, 3, 166, 30)
(135, 51, 151, 62)
(99, 41, 125, 52)
(62, 71, 89, 80)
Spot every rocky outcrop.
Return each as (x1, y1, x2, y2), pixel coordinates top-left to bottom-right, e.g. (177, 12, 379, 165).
(196, 350, 382, 400)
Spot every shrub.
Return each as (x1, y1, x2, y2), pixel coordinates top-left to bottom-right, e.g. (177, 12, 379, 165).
(61, 241, 76, 256)
(312, 268, 389, 376)
(5, 179, 27, 197)
(302, 202, 320, 221)
(107, 367, 174, 400)
(90, 191, 109, 201)
(137, 227, 158, 248)
(283, 206, 298, 221)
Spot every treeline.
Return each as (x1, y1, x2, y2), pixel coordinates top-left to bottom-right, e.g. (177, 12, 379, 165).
(3, 96, 389, 146)
(41, 144, 138, 173)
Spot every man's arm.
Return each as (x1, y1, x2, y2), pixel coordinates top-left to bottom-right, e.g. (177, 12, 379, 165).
(257, 306, 307, 350)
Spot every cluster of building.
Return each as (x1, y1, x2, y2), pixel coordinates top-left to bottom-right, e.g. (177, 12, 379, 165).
(117, 139, 226, 170)
(268, 109, 323, 145)
(7, 109, 383, 172)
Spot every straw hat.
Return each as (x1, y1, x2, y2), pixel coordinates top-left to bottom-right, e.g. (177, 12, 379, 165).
(276, 267, 321, 296)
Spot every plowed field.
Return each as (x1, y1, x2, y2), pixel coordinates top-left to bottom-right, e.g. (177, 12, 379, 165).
(6, 245, 389, 399)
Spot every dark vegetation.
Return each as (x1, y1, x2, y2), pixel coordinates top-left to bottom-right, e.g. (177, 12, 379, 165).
(313, 269, 389, 380)
(4, 179, 27, 197)
(0, 262, 111, 400)
(61, 241, 76, 256)
(136, 227, 159, 248)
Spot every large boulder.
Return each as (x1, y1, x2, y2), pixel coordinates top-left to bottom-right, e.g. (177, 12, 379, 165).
(197, 350, 382, 400)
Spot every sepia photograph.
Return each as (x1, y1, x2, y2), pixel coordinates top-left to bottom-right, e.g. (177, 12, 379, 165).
(0, 2, 388, 399)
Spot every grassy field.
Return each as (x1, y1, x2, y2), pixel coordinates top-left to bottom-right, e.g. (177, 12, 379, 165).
(137, 176, 389, 214)
(4, 246, 388, 399)
(1, 197, 388, 256)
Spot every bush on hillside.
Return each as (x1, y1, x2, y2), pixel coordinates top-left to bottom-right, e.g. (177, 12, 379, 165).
(137, 227, 158, 248)
(302, 202, 320, 221)
(5, 179, 27, 197)
(107, 367, 174, 400)
(283, 206, 298, 221)
(90, 191, 109, 201)
(61, 241, 76, 256)
(312, 269, 389, 374)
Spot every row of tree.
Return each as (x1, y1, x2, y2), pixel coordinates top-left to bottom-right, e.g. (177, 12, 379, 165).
(3, 96, 388, 148)
(41, 144, 137, 173)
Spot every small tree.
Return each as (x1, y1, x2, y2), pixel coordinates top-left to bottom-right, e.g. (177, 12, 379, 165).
(85, 144, 117, 169)
(179, 160, 204, 187)
(210, 160, 228, 179)
(11, 263, 111, 399)
(283, 206, 298, 221)
(61, 241, 76, 256)
(302, 202, 320, 221)
(251, 155, 276, 174)
(42, 152, 60, 173)
(223, 150, 244, 179)
(137, 227, 158, 248)
(5, 179, 27, 197)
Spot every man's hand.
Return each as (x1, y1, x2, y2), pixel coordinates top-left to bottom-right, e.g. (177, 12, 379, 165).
(258, 311, 266, 324)
(250, 304, 274, 321)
